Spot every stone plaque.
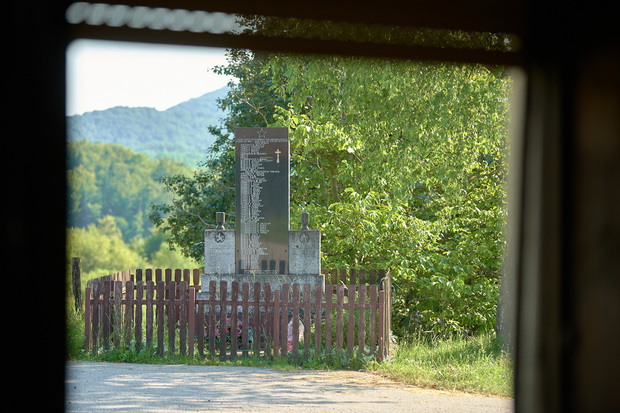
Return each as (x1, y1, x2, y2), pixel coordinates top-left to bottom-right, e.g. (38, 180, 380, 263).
(235, 127, 290, 274)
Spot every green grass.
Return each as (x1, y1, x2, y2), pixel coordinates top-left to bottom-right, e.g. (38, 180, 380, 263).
(67, 308, 512, 397)
(370, 333, 513, 397)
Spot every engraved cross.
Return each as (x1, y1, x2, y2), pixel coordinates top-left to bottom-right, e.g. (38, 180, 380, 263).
(275, 148, 281, 163)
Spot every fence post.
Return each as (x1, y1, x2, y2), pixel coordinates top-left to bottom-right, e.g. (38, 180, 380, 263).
(135, 281, 144, 353)
(347, 284, 355, 358)
(314, 284, 322, 355)
(156, 281, 165, 356)
(179, 281, 187, 356)
(72, 257, 82, 313)
(292, 284, 300, 360)
(219, 281, 228, 360)
(378, 289, 385, 362)
(168, 281, 176, 354)
(273, 289, 280, 356)
(188, 286, 195, 357)
(84, 286, 91, 350)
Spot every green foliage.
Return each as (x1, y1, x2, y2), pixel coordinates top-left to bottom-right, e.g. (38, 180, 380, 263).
(67, 139, 193, 242)
(66, 87, 227, 167)
(372, 333, 513, 397)
(151, 34, 511, 338)
(265, 55, 510, 337)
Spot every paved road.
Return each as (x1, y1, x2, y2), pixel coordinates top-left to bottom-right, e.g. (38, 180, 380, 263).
(65, 362, 513, 412)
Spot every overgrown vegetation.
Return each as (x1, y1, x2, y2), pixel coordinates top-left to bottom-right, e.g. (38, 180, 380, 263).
(371, 334, 512, 397)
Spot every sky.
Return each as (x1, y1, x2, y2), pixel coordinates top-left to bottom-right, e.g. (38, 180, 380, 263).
(66, 39, 233, 116)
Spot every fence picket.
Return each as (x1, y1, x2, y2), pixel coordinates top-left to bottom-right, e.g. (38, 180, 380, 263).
(264, 283, 272, 358)
(325, 284, 333, 356)
(230, 282, 239, 359)
(358, 285, 367, 355)
(280, 284, 289, 358)
(335, 284, 344, 356)
(314, 284, 322, 355)
(292, 284, 300, 360)
(253, 283, 261, 355)
(303, 284, 311, 357)
(242, 283, 250, 357)
(379, 289, 385, 362)
(124, 280, 134, 348)
(113, 281, 122, 349)
(102, 280, 110, 351)
(135, 281, 143, 352)
(189, 286, 195, 357)
(92, 283, 99, 354)
(197, 292, 205, 358)
(273, 289, 280, 355)
(347, 285, 355, 358)
(168, 281, 176, 354)
(369, 285, 378, 355)
(219, 281, 227, 360)
(208, 281, 216, 357)
(156, 281, 165, 356)
(179, 281, 187, 356)
(84, 286, 92, 351)
(146, 281, 154, 349)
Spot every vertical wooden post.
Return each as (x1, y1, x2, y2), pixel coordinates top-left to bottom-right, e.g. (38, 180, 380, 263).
(197, 293, 205, 358)
(230, 282, 239, 360)
(113, 281, 122, 349)
(242, 282, 250, 357)
(253, 283, 261, 356)
(347, 284, 356, 358)
(179, 281, 187, 356)
(273, 289, 280, 356)
(219, 281, 228, 360)
(314, 284, 322, 355)
(156, 281, 165, 356)
(168, 281, 176, 354)
(84, 286, 92, 350)
(124, 280, 134, 348)
(369, 285, 378, 355)
(335, 284, 344, 356)
(264, 283, 273, 358)
(292, 284, 300, 360)
(102, 280, 111, 351)
(303, 284, 311, 357)
(91, 282, 100, 354)
(208, 281, 216, 358)
(188, 286, 195, 357)
(280, 284, 290, 358)
(358, 286, 367, 356)
(378, 289, 385, 362)
(71, 257, 82, 313)
(146, 281, 154, 349)
(135, 281, 143, 353)
(325, 284, 333, 357)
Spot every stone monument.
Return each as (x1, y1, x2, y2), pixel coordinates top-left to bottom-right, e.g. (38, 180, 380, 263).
(199, 127, 323, 299)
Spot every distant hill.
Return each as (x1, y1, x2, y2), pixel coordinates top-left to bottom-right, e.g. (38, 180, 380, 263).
(67, 86, 229, 167)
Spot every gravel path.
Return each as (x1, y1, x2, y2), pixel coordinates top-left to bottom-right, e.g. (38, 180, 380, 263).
(65, 362, 513, 412)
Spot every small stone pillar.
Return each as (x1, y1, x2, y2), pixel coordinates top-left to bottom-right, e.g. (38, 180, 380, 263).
(204, 212, 235, 275)
(289, 212, 321, 276)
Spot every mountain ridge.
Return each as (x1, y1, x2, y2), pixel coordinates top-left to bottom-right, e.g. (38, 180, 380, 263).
(67, 86, 229, 167)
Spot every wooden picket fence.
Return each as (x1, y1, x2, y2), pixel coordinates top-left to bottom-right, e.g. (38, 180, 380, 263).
(84, 268, 391, 362)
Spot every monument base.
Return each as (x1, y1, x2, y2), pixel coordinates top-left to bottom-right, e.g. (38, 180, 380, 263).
(197, 273, 325, 301)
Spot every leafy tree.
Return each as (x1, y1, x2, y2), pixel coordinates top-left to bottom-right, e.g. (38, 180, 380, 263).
(267, 55, 510, 336)
(150, 20, 511, 337)
(67, 140, 192, 242)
